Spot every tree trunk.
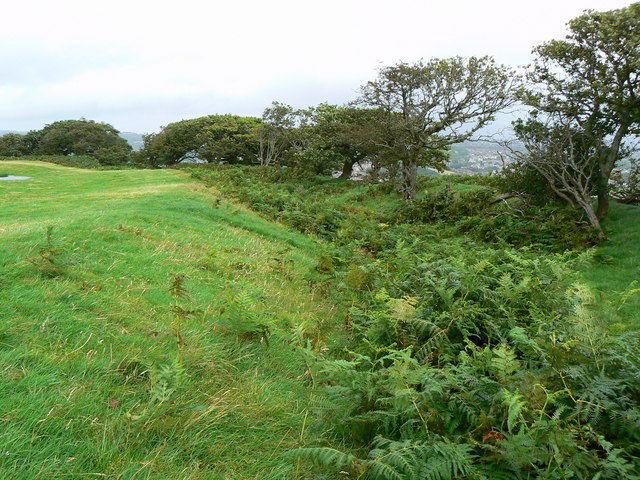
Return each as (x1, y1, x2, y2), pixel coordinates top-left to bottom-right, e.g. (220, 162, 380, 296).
(596, 155, 614, 219)
(581, 200, 605, 241)
(596, 190, 609, 220)
(339, 159, 355, 179)
(401, 157, 418, 200)
(596, 122, 629, 219)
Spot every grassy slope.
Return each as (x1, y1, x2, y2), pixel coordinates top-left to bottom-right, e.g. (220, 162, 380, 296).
(582, 201, 640, 328)
(0, 161, 334, 479)
(1, 160, 637, 477)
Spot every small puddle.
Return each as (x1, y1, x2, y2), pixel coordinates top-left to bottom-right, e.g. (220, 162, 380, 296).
(0, 176, 32, 181)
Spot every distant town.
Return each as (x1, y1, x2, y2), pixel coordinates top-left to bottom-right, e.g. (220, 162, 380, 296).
(449, 141, 515, 174)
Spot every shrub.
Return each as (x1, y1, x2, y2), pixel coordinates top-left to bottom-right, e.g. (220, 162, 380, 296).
(299, 245, 640, 479)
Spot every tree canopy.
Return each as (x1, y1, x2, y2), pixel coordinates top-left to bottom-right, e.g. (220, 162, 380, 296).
(34, 119, 132, 165)
(138, 115, 262, 166)
(360, 56, 516, 199)
(0, 119, 132, 165)
(257, 102, 302, 167)
(522, 2, 640, 219)
(0, 133, 29, 157)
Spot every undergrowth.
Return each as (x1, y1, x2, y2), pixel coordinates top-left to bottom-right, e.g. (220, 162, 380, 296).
(188, 165, 597, 250)
(189, 164, 640, 479)
(297, 244, 640, 479)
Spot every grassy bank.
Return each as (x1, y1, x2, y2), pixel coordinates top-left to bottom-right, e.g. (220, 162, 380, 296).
(2, 160, 638, 479)
(582, 201, 640, 328)
(0, 161, 334, 479)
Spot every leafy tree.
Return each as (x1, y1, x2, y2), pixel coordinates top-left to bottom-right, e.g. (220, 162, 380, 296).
(523, 2, 640, 219)
(360, 57, 516, 199)
(0, 133, 29, 157)
(138, 115, 262, 166)
(257, 102, 300, 166)
(259, 103, 386, 176)
(307, 104, 384, 178)
(33, 119, 132, 165)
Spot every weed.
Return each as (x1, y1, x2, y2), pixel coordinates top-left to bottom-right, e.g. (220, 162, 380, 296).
(168, 273, 199, 366)
(26, 226, 67, 277)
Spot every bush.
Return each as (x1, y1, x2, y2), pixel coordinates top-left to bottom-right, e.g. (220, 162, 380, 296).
(301, 243, 640, 479)
(390, 188, 495, 223)
(488, 159, 557, 203)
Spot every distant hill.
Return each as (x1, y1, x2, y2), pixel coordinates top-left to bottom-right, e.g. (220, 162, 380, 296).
(118, 132, 144, 151)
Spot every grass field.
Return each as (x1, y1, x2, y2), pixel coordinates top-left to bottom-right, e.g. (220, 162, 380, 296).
(582, 201, 640, 328)
(0, 161, 336, 479)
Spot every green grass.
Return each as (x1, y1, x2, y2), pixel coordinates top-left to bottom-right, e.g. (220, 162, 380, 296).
(0, 161, 336, 479)
(2, 159, 637, 477)
(581, 201, 640, 328)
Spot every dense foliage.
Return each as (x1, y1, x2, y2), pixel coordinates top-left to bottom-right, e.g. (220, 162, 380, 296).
(0, 119, 132, 165)
(299, 253, 640, 479)
(136, 114, 262, 166)
(0, 120, 132, 165)
(285, 104, 384, 177)
(0, 132, 30, 156)
(189, 165, 597, 250)
(521, 2, 640, 220)
(187, 164, 639, 479)
(360, 56, 516, 200)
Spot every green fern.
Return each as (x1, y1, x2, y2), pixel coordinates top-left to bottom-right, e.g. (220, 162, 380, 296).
(149, 360, 184, 404)
(217, 288, 273, 344)
(288, 446, 357, 471)
(501, 389, 527, 433)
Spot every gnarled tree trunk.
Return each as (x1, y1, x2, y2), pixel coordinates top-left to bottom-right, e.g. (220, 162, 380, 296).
(401, 156, 418, 200)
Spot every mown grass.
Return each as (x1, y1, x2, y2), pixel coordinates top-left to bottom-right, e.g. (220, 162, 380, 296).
(582, 201, 640, 328)
(0, 160, 337, 479)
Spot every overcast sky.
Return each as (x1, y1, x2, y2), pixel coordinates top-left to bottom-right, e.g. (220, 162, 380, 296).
(0, 0, 633, 134)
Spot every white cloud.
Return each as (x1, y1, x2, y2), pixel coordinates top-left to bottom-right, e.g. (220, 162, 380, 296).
(0, 0, 633, 132)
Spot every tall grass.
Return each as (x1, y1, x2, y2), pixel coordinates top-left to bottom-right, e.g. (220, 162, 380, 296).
(0, 160, 337, 478)
(581, 201, 640, 328)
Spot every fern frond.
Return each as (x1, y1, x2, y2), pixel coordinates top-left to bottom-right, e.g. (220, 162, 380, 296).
(289, 447, 356, 471)
(501, 389, 528, 433)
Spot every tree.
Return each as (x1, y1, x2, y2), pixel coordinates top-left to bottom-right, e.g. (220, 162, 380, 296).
(360, 57, 516, 199)
(0, 133, 29, 157)
(309, 104, 384, 178)
(513, 115, 605, 238)
(138, 115, 262, 166)
(34, 119, 132, 165)
(257, 102, 298, 166)
(523, 2, 640, 219)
